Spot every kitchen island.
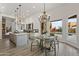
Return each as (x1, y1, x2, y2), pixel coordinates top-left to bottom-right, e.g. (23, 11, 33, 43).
(9, 33, 29, 47)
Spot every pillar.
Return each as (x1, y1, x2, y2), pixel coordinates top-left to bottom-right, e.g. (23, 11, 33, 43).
(46, 16, 50, 36)
(76, 15, 79, 45)
(62, 18, 68, 40)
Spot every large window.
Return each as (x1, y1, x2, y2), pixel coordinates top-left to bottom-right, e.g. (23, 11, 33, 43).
(67, 15, 77, 44)
(50, 20, 62, 33)
(68, 18, 77, 34)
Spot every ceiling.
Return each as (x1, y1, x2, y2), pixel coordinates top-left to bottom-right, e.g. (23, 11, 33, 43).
(0, 3, 65, 18)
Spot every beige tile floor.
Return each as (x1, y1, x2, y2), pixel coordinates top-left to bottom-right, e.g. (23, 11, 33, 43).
(0, 38, 79, 56)
(0, 38, 15, 50)
(58, 42, 79, 56)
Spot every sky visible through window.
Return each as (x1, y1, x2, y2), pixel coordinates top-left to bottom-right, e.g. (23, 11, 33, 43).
(51, 18, 76, 29)
(51, 20, 62, 29)
(68, 18, 77, 22)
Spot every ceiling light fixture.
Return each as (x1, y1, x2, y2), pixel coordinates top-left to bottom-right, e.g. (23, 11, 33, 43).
(0, 6, 5, 13)
(40, 3, 50, 34)
(33, 6, 36, 8)
(1, 6, 5, 9)
(15, 4, 25, 30)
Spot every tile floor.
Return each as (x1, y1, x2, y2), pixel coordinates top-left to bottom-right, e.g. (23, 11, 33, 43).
(0, 38, 79, 56)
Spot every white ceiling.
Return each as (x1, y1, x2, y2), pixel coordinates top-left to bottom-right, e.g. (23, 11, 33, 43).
(0, 3, 65, 18)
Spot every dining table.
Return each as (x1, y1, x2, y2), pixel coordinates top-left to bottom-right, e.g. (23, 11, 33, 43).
(33, 35, 56, 55)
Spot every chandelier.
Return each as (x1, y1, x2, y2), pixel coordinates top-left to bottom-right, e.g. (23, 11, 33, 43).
(14, 4, 25, 31)
(40, 4, 47, 22)
(40, 3, 50, 34)
(15, 4, 23, 25)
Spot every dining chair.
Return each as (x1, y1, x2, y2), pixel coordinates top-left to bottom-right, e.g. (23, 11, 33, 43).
(54, 35, 59, 56)
(29, 34, 40, 51)
(43, 37, 56, 56)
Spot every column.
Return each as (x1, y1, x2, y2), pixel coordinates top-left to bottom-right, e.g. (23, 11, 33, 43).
(76, 15, 79, 45)
(62, 18, 68, 40)
(46, 17, 50, 36)
(76, 15, 79, 55)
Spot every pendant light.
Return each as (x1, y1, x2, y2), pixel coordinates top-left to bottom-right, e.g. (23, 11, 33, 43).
(40, 3, 50, 34)
(15, 4, 24, 30)
(40, 3, 47, 34)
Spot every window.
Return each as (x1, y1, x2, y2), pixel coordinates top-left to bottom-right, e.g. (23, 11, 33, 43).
(50, 20, 62, 34)
(68, 18, 77, 34)
(67, 15, 77, 44)
(68, 15, 77, 34)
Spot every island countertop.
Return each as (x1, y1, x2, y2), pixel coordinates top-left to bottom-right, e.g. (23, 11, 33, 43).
(14, 32, 29, 35)
(10, 32, 29, 47)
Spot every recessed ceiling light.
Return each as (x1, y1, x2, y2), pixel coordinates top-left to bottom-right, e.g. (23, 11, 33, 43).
(33, 6, 36, 8)
(1, 6, 5, 9)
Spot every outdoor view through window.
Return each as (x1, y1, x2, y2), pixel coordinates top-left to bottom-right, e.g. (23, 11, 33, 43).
(50, 20, 62, 34)
(68, 18, 77, 34)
